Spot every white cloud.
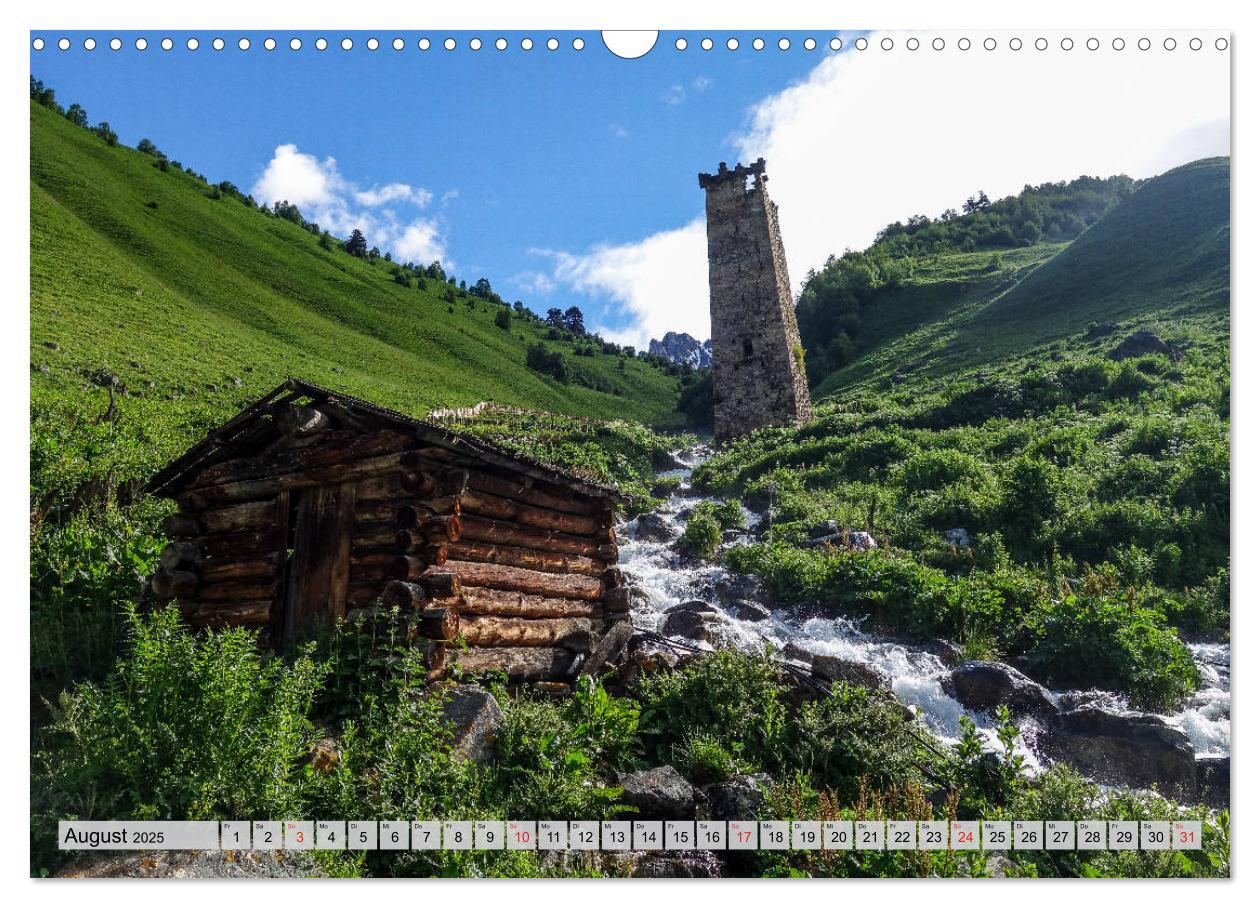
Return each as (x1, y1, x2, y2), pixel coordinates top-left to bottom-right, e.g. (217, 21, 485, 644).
(610, 124, 631, 140)
(536, 219, 709, 347)
(662, 84, 686, 106)
(509, 270, 557, 296)
(252, 144, 449, 266)
(354, 182, 433, 208)
(251, 143, 340, 208)
(393, 221, 445, 264)
(546, 29, 1229, 348)
(692, 75, 713, 92)
(733, 29, 1229, 287)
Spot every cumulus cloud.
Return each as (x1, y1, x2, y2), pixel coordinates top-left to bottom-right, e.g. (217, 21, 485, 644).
(251, 144, 340, 208)
(547, 29, 1229, 348)
(536, 219, 709, 347)
(692, 75, 713, 92)
(251, 144, 448, 265)
(354, 182, 433, 208)
(509, 270, 558, 296)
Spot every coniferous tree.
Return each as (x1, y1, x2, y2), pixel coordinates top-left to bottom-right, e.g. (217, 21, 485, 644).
(343, 229, 368, 258)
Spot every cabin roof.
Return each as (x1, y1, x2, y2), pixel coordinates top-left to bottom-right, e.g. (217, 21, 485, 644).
(145, 378, 629, 503)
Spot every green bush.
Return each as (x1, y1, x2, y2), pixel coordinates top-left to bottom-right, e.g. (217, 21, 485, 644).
(30, 503, 165, 683)
(1024, 594, 1199, 711)
(33, 607, 326, 870)
(679, 510, 722, 559)
(638, 650, 787, 777)
(487, 676, 640, 819)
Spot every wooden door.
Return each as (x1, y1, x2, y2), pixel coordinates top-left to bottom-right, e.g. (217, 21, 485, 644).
(281, 480, 356, 644)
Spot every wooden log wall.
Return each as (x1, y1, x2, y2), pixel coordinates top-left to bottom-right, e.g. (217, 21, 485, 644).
(378, 448, 631, 683)
(149, 426, 419, 642)
(148, 412, 630, 684)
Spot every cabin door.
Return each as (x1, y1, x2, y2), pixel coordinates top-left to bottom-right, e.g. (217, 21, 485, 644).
(280, 480, 357, 644)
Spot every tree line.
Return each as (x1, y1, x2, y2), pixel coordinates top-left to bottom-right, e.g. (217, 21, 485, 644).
(795, 175, 1138, 382)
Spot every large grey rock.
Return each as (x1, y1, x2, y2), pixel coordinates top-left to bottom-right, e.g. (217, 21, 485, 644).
(701, 773, 770, 820)
(807, 519, 842, 539)
(438, 684, 503, 762)
(1041, 708, 1197, 801)
(581, 620, 635, 677)
(1196, 756, 1230, 808)
(662, 608, 720, 644)
(715, 573, 769, 605)
(945, 661, 1057, 718)
(631, 851, 723, 878)
(633, 513, 677, 543)
(944, 527, 973, 549)
(922, 638, 964, 667)
(730, 600, 771, 622)
(846, 530, 878, 551)
(618, 765, 699, 820)
(812, 654, 889, 690)
(1110, 329, 1179, 361)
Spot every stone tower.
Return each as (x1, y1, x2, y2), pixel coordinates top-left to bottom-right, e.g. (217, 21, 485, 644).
(699, 158, 812, 443)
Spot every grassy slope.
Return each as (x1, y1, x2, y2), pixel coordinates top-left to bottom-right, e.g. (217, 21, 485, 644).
(30, 100, 682, 429)
(813, 158, 1229, 396)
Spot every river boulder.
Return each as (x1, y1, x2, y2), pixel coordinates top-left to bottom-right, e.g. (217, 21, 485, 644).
(632, 513, 677, 543)
(811, 653, 890, 690)
(922, 638, 964, 667)
(618, 765, 699, 820)
(730, 600, 772, 622)
(1041, 708, 1197, 801)
(662, 601, 722, 643)
(1196, 756, 1230, 808)
(715, 573, 770, 605)
(944, 661, 1057, 718)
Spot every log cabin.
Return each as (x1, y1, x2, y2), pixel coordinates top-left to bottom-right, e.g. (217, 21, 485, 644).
(144, 379, 633, 684)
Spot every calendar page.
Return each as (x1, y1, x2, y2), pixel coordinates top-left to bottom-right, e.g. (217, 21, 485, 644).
(26, 3, 1234, 886)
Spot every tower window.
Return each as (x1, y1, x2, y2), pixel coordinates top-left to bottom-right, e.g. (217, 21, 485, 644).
(743, 338, 754, 357)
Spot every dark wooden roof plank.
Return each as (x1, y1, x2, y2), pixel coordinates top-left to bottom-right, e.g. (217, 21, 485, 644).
(145, 378, 628, 504)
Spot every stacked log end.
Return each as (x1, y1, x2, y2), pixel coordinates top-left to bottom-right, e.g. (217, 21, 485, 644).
(384, 451, 628, 684)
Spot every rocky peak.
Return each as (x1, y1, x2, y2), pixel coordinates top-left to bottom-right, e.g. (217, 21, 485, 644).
(649, 332, 713, 369)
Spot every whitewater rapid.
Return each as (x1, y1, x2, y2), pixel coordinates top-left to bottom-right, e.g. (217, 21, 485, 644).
(617, 451, 1230, 771)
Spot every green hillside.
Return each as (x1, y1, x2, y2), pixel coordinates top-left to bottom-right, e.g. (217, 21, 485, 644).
(30, 97, 683, 446)
(694, 155, 1230, 715)
(804, 159, 1229, 395)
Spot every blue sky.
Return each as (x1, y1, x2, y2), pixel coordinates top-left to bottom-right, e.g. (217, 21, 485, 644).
(30, 29, 1229, 346)
(30, 31, 826, 343)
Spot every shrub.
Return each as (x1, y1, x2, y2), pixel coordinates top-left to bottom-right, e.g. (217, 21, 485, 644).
(638, 650, 787, 777)
(30, 503, 165, 684)
(487, 677, 639, 819)
(679, 509, 721, 559)
(893, 449, 989, 492)
(34, 607, 326, 871)
(1023, 594, 1199, 710)
(525, 343, 571, 383)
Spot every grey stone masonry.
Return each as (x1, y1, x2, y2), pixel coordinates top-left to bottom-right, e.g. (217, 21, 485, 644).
(699, 159, 812, 443)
